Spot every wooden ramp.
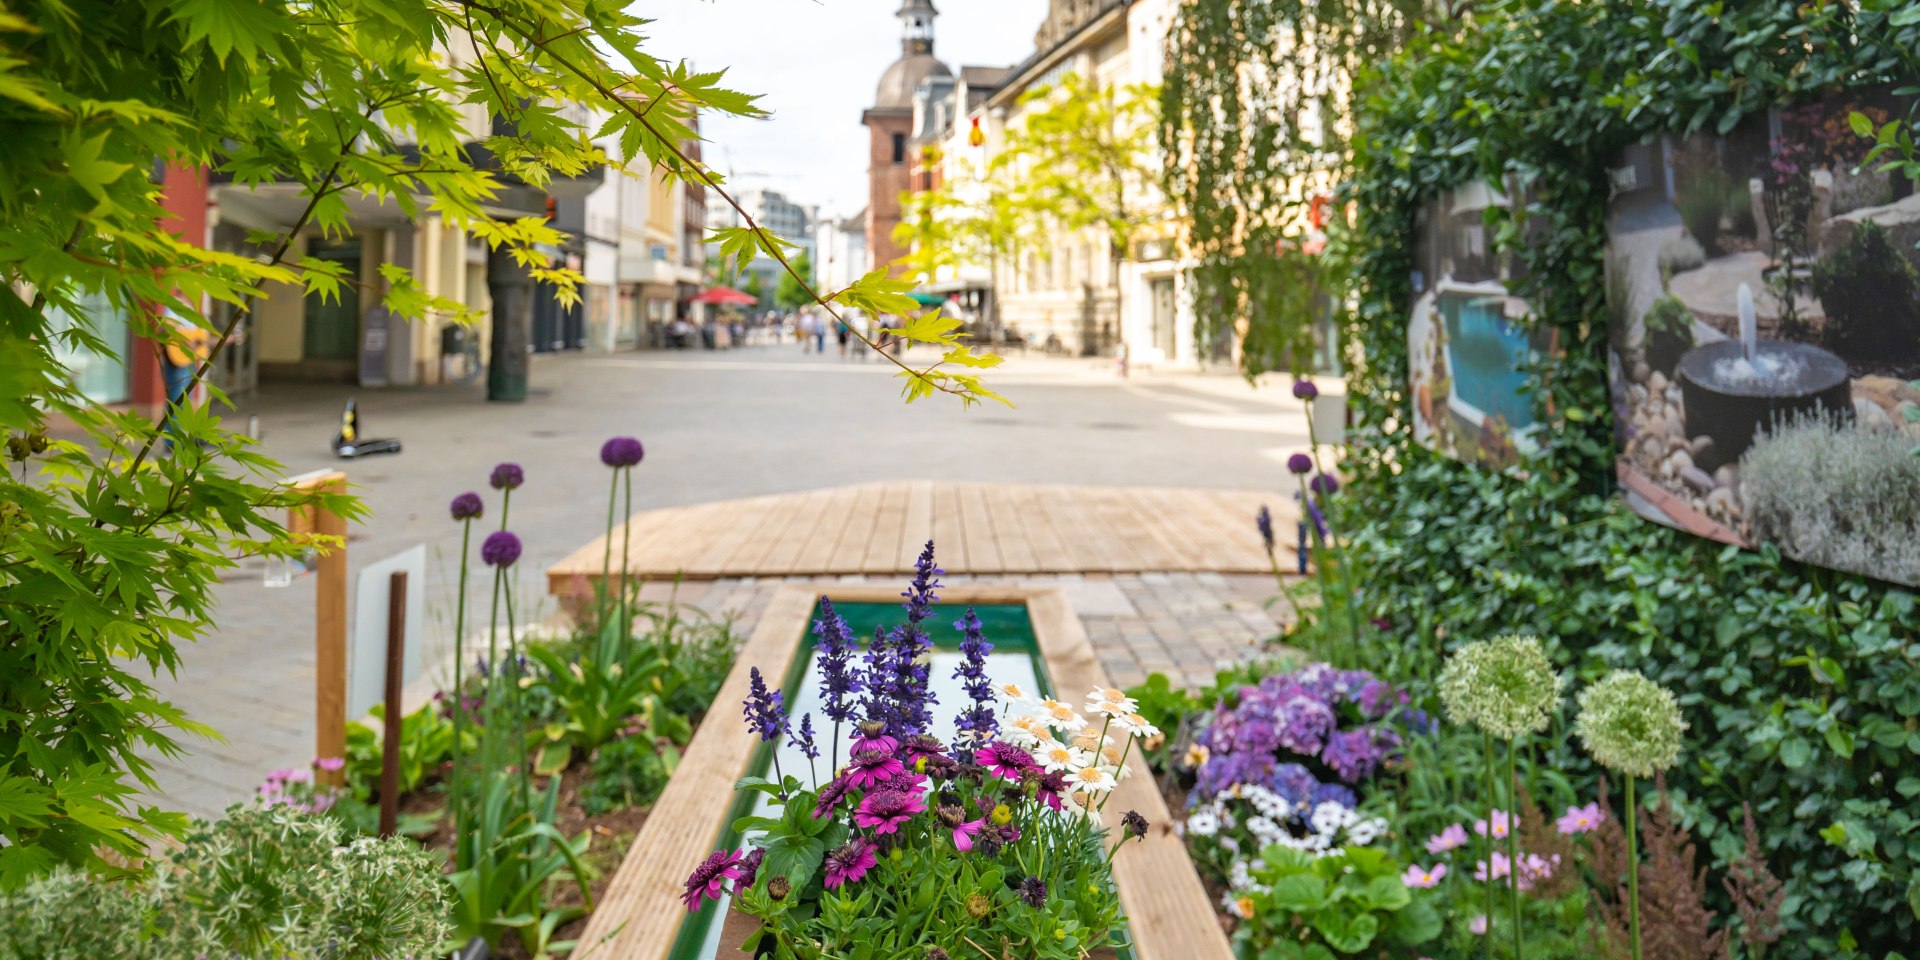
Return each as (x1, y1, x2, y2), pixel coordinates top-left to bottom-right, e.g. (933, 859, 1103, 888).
(546, 481, 1284, 593)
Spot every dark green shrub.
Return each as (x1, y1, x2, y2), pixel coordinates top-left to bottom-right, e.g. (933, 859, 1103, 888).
(1811, 219, 1920, 363)
(1677, 165, 1736, 256)
(1641, 294, 1697, 375)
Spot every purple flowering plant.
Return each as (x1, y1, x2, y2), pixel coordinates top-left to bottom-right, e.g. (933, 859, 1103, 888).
(684, 543, 1152, 959)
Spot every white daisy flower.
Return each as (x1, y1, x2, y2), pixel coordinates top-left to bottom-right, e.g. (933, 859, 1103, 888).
(1040, 700, 1089, 732)
(1113, 712, 1162, 739)
(1085, 687, 1140, 717)
(995, 681, 1032, 704)
(1036, 743, 1091, 773)
(1068, 764, 1116, 793)
(1003, 713, 1055, 747)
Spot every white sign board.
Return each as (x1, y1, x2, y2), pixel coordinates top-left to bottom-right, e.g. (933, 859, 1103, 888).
(350, 545, 427, 718)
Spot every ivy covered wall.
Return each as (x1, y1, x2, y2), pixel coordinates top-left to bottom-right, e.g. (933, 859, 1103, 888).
(1338, 2, 1920, 954)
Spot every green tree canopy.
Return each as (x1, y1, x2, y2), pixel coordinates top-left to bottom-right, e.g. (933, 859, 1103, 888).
(774, 250, 813, 311)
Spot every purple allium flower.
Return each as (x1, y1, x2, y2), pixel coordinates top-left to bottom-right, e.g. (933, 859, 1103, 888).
(681, 849, 747, 910)
(974, 741, 1033, 780)
(489, 462, 524, 491)
(791, 713, 819, 760)
(1287, 452, 1313, 474)
(1292, 378, 1318, 401)
(480, 531, 522, 567)
(950, 607, 997, 750)
(450, 491, 484, 521)
(812, 598, 864, 724)
(599, 436, 645, 468)
(1256, 505, 1275, 552)
(1310, 473, 1339, 497)
(742, 667, 787, 743)
(853, 787, 925, 834)
(846, 747, 905, 789)
(1018, 876, 1048, 908)
(813, 774, 854, 819)
(823, 838, 878, 888)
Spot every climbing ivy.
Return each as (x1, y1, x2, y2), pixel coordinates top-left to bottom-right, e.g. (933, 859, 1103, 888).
(1158, 0, 1459, 374)
(1334, 1, 1920, 956)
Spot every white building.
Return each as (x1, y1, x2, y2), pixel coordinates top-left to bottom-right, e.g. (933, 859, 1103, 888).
(814, 209, 871, 295)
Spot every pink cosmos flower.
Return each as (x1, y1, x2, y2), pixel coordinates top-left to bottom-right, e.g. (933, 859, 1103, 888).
(1469, 915, 1488, 936)
(1425, 823, 1470, 854)
(1402, 863, 1447, 888)
(1473, 852, 1512, 883)
(823, 838, 878, 888)
(853, 788, 926, 835)
(1473, 809, 1512, 839)
(1517, 853, 1559, 891)
(952, 818, 986, 852)
(1556, 802, 1605, 835)
(314, 756, 346, 773)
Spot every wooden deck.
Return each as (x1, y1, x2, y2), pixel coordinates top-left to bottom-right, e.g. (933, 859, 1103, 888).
(546, 481, 1284, 593)
(572, 584, 1235, 960)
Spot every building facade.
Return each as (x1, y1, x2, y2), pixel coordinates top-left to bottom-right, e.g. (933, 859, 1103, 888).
(706, 186, 818, 312)
(862, 0, 951, 277)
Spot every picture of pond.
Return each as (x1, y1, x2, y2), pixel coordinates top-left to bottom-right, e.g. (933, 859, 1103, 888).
(1605, 81, 1920, 586)
(1408, 176, 1555, 474)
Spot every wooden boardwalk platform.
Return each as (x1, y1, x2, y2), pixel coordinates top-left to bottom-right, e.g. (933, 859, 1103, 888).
(545, 481, 1285, 592)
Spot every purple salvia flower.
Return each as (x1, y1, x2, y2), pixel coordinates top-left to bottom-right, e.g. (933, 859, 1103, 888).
(902, 540, 942, 626)
(1305, 497, 1330, 542)
(489, 462, 524, 490)
(1256, 505, 1274, 552)
(480, 531, 522, 567)
(950, 606, 997, 750)
(812, 597, 863, 724)
(742, 667, 786, 743)
(450, 491, 484, 521)
(790, 712, 819, 760)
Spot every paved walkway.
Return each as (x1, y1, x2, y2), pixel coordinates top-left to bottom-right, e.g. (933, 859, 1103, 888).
(143, 345, 1318, 819)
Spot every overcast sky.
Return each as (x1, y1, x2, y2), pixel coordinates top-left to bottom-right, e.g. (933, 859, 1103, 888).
(633, 0, 1042, 220)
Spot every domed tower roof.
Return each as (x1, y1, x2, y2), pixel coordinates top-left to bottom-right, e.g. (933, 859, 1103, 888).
(873, 0, 949, 110)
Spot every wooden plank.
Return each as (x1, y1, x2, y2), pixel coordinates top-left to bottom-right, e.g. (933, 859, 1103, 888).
(572, 586, 819, 958)
(1088, 487, 1153, 572)
(928, 482, 969, 574)
(1196, 488, 1280, 570)
(1128, 486, 1216, 571)
(983, 483, 1039, 573)
(1026, 589, 1236, 960)
(294, 472, 349, 787)
(1012, 483, 1074, 571)
(789, 483, 867, 574)
(899, 480, 935, 573)
(756, 488, 835, 576)
(860, 483, 911, 574)
(956, 482, 1003, 573)
(685, 494, 784, 577)
(1169, 487, 1264, 572)
(1046, 484, 1118, 573)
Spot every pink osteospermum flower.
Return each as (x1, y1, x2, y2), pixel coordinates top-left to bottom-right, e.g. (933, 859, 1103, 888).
(1556, 802, 1605, 835)
(1402, 863, 1448, 888)
(952, 818, 986, 851)
(824, 838, 878, 888)
(975, 740, 1034, 779)
(681, 849, 747, 910)
(845, 747, 906, 788)
(1425, 823, 1470, 854)
(852, 788, 925, 835)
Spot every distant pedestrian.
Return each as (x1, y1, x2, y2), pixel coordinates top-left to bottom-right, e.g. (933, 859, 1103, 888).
(158, 307, 212, 451)
(835, 315, 850, 357)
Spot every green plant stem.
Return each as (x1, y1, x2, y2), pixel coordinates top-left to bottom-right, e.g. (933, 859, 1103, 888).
(500, 488, 511, 531)
(1483, 730, 1496, 960)
(1507, 740, 1522, 960)
(621, 465, 634, 654)
(600, 467, 617, 631)
(452, 518, 473, 871)
(1626, 775, 1642, 960)
(501, 569, 531, 812)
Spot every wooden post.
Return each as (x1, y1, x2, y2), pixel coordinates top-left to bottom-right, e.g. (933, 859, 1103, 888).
(290, 470, 349, 789)
(379, 569, 408, 838)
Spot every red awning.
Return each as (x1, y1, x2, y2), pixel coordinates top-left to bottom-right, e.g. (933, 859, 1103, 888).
(690, 286, 757, 305)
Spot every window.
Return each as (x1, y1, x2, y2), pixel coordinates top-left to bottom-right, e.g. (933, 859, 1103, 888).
(892, 133, 906, 164)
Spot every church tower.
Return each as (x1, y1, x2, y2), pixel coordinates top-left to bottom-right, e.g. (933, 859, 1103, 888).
(861, 0, 951, 277)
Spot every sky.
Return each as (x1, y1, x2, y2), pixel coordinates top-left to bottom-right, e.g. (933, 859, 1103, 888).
(633, 0, 1042, 221)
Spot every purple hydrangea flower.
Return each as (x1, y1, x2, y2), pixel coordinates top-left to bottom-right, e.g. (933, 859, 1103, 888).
(1277, 695, 1336, 755)
(599, 436, 645, 468)
(1312, 781, 1358, 808)
(480, 531, 522, 567)
(1269, 762, 1320, 808)
(1287, 453, 1313, 475)
(1292, 378, 1318, 401)
(489, 462, 524, 490)
(1357, 680, 1407, 719)
(450, 491, 484, 521)
(1322, 728, 1395, 783)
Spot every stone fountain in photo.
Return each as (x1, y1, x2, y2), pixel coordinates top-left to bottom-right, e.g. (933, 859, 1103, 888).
(1676, 283, 1852, 472)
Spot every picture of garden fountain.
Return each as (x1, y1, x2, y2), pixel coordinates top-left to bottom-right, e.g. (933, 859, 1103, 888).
(1605, 83, 1920, 586)
(1408, 177, 1557, 474)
